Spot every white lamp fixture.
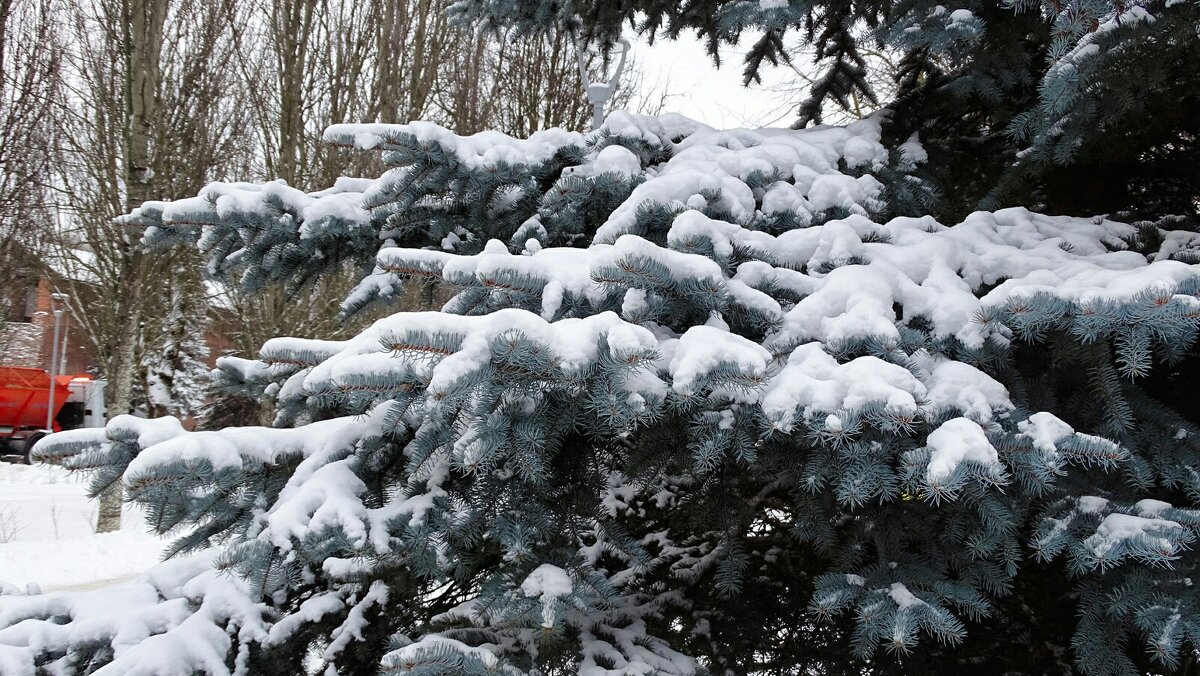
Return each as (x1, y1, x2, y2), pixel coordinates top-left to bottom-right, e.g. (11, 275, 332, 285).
(576, 37, 631, 131)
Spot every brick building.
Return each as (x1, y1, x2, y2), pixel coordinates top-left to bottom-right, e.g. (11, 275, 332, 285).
(3, 269, 97, 376)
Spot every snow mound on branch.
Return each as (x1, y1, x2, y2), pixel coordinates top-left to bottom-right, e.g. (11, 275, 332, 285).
(594, 114, 894, 244)
(0, 553, 266, 676)
(1084, 513, 1184, 559)
(521, 564, 574, 628)
(925, 418, 1003, 483)
(521, 564, 573, 599)
(324, 122, 585, 169)
(591, 145, 642, 176)
(125, 416, 364, 475)
(761, 343, 924, 432)
(1017, 412, 1075, 456)
(668, 326, 771, 398)
(298, 308, 659, 398)
(917, 355, 1012, 424)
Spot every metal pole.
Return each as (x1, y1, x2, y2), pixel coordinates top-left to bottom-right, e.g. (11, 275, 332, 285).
(592, 100, 605, 133)
(46, 308, 63, 431)
(60, 326, 68, 374)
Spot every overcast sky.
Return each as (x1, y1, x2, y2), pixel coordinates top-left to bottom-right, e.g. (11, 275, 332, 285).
(625, 30, 805, 129)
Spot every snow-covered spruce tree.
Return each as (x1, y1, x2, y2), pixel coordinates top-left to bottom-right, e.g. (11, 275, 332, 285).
(140, 269, 212, 420)
(454, 0, 1200, 222)
(4, 113, 1200, 675)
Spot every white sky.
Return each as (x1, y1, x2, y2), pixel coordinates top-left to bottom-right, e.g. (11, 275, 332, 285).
(625, 30, 805, 129)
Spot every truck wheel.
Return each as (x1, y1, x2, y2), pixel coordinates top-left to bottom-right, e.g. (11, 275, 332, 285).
(22, 432, 45, 465)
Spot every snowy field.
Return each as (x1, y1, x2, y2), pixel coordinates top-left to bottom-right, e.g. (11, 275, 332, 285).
(0, 461, 167, 591)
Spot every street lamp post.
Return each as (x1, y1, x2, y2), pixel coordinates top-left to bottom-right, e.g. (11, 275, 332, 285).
(576, 38, 631, 131)
(60, 328, 68, 374)
(45, 293, 68, 432)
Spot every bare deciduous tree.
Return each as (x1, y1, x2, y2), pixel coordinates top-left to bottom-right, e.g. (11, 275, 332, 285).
(50, 0, 252, 531)
(0, 0, 60, 325)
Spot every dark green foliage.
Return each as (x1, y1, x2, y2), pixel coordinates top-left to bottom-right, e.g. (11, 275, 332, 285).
(454, 0, 1200, 222)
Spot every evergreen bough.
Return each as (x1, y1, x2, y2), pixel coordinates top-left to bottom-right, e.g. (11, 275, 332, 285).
(3, 113, 1200, 675)
(451, 0, 1200, 222)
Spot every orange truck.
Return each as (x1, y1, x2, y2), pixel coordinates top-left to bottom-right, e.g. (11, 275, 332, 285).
(0, 367, 106, 463)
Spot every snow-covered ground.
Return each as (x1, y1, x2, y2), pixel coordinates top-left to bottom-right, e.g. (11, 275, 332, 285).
(0, 462, 168, 591)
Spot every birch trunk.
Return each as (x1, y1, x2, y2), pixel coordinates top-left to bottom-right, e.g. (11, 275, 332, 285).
(96, 0, 165, 534)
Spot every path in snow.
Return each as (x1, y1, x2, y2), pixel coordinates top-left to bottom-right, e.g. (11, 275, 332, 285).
(0, 462, 168, 591)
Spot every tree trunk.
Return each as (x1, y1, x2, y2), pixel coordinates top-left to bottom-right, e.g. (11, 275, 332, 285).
(96, 283, 142, 533)
(273, 0, 317, 187)
(124, 0, 164, 209)
(96, 482, 124, 533)
(97, 0, 164, 534)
